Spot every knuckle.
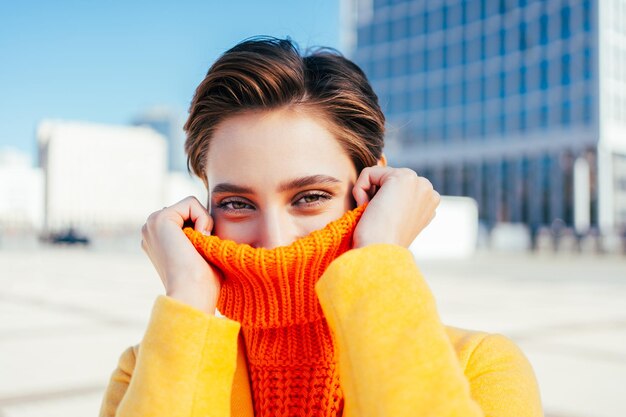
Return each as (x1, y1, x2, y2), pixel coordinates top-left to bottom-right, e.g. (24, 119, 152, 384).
(185, 195, 200, 205)
(400, 167, 417, 177)
(417, 176, 434, 189)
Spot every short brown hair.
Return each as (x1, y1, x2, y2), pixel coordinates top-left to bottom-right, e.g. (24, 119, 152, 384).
(184, 36, 385, 187)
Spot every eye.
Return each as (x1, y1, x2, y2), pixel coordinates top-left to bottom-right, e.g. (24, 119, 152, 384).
(293, 191, 332, 207)
(217, 198, 255, 212)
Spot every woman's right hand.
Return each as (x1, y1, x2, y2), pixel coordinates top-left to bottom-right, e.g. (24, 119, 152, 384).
(141, 196, 221, 315)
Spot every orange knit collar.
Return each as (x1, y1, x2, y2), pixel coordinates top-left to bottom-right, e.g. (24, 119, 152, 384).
(183, 206, 365, 417)
(183, 205, 365, 327)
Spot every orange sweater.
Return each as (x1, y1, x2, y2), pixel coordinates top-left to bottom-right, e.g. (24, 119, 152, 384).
(181, 205, 366, 416)
(99, 207, 543, 417)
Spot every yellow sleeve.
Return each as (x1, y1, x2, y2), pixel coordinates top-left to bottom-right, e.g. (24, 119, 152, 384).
(98, 295, 241, 417)
(463, 333, 543, 416)
(314, 244, 543, 417)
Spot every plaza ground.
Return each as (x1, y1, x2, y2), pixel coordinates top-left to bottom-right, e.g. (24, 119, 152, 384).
(0, 242, 624, 417)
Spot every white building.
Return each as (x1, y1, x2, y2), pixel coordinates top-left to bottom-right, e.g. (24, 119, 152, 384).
(37, 120, 169, 234)
(0, 148, 44, 232)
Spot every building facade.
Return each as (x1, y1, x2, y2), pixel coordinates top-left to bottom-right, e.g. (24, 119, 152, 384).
(342, 0, 626, 240)
(37, 120, 167, 234)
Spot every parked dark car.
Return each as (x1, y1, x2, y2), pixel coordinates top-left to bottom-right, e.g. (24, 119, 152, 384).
(50, 227, 90, 245)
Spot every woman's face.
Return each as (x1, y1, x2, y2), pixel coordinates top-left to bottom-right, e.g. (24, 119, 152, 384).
(206, 107, 358, 249)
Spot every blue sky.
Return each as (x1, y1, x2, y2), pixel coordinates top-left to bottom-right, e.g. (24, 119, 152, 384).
(0, 1, 340, 161)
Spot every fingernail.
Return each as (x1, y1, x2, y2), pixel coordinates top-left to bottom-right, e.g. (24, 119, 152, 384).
(201, 230, 211, 236)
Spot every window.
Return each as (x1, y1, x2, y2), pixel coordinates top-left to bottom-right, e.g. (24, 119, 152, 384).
(486, 33, 499, 59)
(467, 77, 481, 103)
(467, 0, 481, 22)
(583, 47, 592, 79)
(527, 105, 541, 129)
(429, 86, 444, 108)
(393, 90, 408, 114)
(561, 99, 571, 125)
(506, 70, 520, 96)
(486, 114, 499, 136)
(520, 108, 527, 131)
(439, 83, 448, 109)
(486, 74, 500, 99)
(448, 81, 462, 106)
(561, 53, 571, 85)
(570, 50, 584, 83)
(410, 87, 426, 111)
(430, 47, 443, 70)
(549, 102, 561, 126)
(583, 0, 592, 32)
(448, 42, 462, 67)
(583, 94, 592, 122)
(486, 0, 499, 17)
(374, 22, 389, 43)
(526, 18, 540, 50)
(466, 116, 481, 138)
(448, 3, 462, 27)
(540, 14, 549, 44)
(390, 54, 409, 77)
(527, 63, 540, 91)
(357, 26, 371, 47)
(506, 28, 520, 55)
(410, 52, 425, 73)
(561, 6, 571, 38)
(549, 57, 562, 86)
(540, 60, 549, 89)
(499, 110, 507, 134)
(467, 37, 481, 62)
(499, 28, 507, 56)
(374, 58, 389, 79)
(548, 10, 561, 43)
(571, 97, 584, 122)
(430, 7, 444, 31)
(392, 16, 409, 41)
(506, 110, 520, 132)
(433, 123, 445, 141)
(540, 103, 549, 128)
(519, 22, 527, 51)
(411, 13, 425, 37)
(519, 66, 527, 94)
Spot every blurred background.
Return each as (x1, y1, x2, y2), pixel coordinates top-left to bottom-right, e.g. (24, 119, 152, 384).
(1, 1, 625, 416)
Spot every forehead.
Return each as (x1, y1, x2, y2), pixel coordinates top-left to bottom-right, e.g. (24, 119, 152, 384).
(206, 108, 356, 187)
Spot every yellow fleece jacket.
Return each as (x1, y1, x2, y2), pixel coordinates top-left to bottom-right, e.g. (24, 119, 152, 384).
(99, 244, 543, 417)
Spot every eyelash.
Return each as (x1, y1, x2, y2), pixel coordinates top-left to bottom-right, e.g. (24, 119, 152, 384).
(217, 191, 333, 212)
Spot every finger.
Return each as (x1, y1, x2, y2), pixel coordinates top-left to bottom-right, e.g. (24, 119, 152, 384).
(196, 215, 214, 235)
(167, 196, 211, 230)
(352, 167, 390, 206)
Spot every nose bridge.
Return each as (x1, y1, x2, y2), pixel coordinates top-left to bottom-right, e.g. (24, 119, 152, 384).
(260, 205, 293, 249)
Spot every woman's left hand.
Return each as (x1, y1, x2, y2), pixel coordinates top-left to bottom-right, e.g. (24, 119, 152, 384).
(352, 166, 440, 249)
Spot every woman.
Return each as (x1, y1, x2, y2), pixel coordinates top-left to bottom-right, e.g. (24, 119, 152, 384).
(99, 37, 543, 417)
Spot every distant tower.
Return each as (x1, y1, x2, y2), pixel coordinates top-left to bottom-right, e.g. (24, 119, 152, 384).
(133, 107, 186, 172)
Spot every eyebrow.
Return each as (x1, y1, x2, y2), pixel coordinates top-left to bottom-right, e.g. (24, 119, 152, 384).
(211, 175, 342, 195)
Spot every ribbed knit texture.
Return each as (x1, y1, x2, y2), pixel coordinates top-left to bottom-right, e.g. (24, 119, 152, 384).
(183, 205, 366, 417)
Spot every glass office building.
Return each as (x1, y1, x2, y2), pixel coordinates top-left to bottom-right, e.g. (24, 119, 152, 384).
(342, 0, 626, 240)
